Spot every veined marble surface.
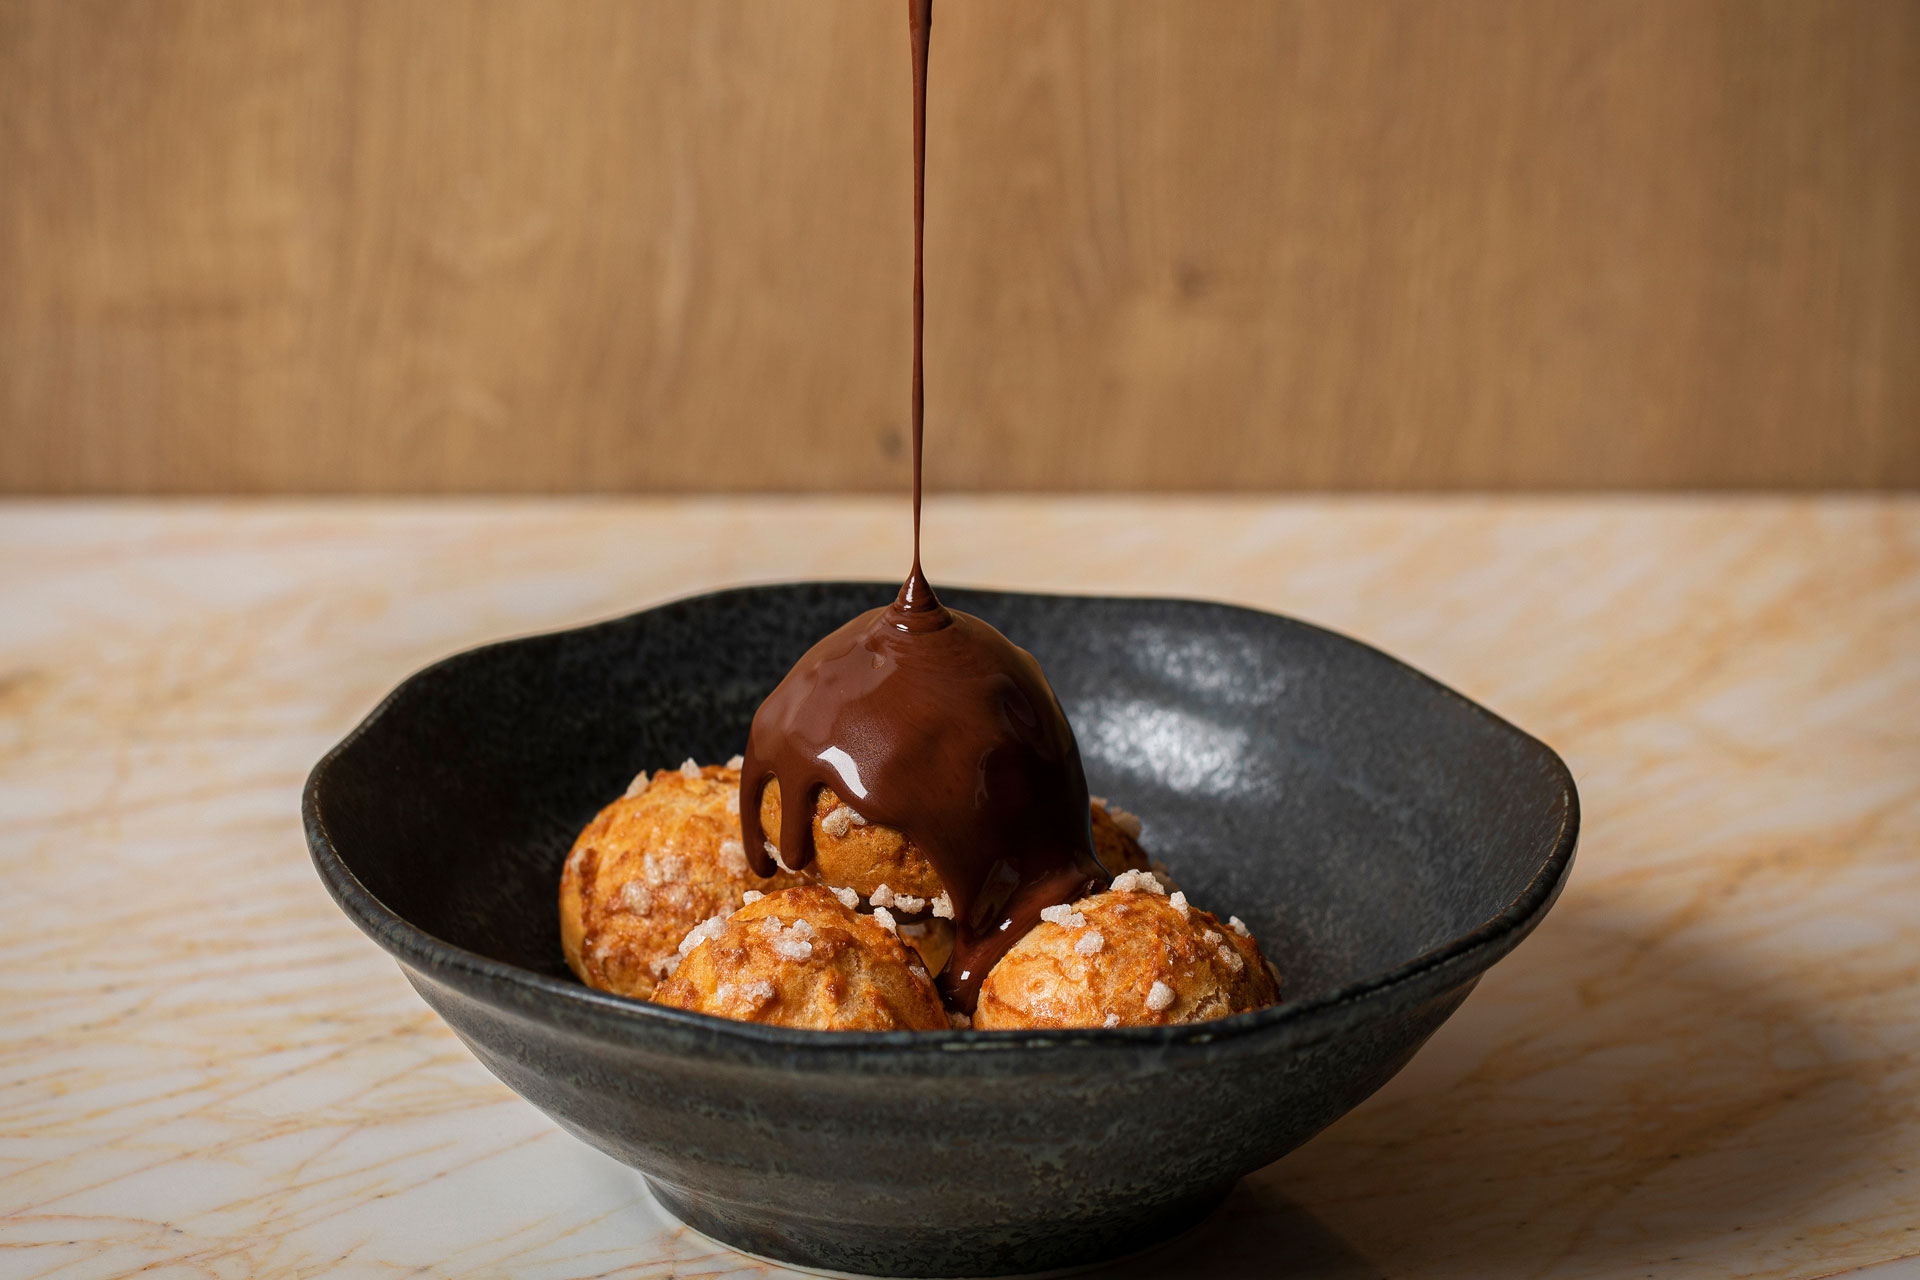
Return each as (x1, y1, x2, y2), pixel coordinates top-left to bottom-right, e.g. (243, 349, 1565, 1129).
(2, 496, 1916, 1280)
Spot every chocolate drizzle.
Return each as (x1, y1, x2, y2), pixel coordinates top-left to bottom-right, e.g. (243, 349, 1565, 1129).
(905, 0, 931, 612)
(737, 0, 1109, 1012)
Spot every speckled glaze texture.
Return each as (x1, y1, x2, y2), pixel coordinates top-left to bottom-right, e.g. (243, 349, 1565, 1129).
(304, 583, 1578, 1277)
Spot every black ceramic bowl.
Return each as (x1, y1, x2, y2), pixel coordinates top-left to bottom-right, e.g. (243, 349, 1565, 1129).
(304, 584, 1578, 1278)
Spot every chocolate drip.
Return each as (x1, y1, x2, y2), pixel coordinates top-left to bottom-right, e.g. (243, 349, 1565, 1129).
(739, 590, 1107, 1011)
(906, 0, 931, 611)
(736, 0, 1107, 1014)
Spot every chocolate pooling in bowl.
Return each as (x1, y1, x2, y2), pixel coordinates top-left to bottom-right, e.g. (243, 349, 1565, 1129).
(738, 0, 1107, 1013)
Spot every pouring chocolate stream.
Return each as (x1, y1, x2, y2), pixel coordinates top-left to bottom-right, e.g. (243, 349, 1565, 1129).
(739, 0, 1111, 1012)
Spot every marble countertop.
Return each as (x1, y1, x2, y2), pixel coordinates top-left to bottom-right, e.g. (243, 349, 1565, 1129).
(3, 496, 1916, 1280)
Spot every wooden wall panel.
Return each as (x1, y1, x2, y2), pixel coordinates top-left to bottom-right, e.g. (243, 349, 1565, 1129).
(1, 0, 1915, 493)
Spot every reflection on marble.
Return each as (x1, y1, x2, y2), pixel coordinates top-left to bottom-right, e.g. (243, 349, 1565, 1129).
(1, 496, 1915, 1278)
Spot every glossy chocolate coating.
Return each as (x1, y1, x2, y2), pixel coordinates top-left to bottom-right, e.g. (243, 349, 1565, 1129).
(738, 578, 1107, 1011)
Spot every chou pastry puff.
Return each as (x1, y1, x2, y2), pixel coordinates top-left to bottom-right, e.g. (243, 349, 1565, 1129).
(560, 759, 802, 1000)
(653, 886, 949, 1031)
(973, 871, 1279, 1030)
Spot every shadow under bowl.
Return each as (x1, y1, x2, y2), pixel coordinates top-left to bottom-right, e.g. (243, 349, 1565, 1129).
(304, 583, 1578, 1278)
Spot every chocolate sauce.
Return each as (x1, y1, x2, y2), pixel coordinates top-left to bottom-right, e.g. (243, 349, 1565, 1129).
(737, 0, 1109, 1012)
(906, 0, 930, 607)
(738, 598, 1108, 1010)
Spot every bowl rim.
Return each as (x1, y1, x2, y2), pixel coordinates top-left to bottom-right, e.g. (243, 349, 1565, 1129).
(304, 581, 1580, 1059)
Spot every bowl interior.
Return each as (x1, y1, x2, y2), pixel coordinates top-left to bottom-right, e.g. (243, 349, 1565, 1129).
(314, 583, 1573, 1008)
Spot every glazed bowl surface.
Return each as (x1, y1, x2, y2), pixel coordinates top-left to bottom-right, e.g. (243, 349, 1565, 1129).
(304, 583, 1578, 1278)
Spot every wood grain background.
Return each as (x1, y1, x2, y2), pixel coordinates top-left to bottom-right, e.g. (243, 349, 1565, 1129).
(2, 0, 1915, 494)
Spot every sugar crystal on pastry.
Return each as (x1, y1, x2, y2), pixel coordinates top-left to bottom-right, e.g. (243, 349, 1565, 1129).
(680, 914, 729, 957)
(763, 916, 815, 961)
(1108, 869, 1165, 896)
(643, 850, 688, 885)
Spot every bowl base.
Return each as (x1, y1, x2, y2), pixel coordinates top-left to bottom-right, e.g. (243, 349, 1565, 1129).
(646, 1177, 1235, 1279)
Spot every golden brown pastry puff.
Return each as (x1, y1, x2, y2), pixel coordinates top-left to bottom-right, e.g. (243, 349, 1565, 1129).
(652, 886, 949, 1031)
(973, 870, 1280, 1030)
(756, 785, 1153, 905)
(560, 759, 803, 1000)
